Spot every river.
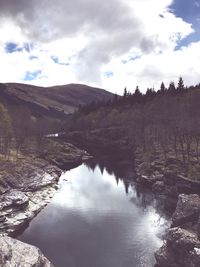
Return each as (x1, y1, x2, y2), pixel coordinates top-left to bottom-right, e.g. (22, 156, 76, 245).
(18, 162, 170, 267)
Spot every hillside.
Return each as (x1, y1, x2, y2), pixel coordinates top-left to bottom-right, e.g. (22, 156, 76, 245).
(0, 83, 114, 118)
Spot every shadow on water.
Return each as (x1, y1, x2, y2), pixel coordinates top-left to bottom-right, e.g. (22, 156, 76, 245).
(85, 158, 171, 220)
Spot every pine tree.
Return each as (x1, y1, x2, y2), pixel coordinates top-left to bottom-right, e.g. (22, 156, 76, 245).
(134, 86, 142, 102)
(177, 77, 185, 93)
(168, 81, 176, 94)
(160, 82, 165, 93)
(123, 87, 127, 98)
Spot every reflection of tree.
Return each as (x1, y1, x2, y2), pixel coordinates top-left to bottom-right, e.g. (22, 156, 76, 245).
(85, 158, 133, 192)
(123, 180, 129, 195)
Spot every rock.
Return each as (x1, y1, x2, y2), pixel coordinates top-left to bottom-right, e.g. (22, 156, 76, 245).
(152, 181, 165, 194)
(172, 194, 200, 227)
(154, 242, 178, 267)
(155, 228, 200, 267)
(0, 190, 29, 211)
(186, 247, 200, 267)
(166, 227, 200, 251)
(0, 236, 53, 267)
(44, 141, 92, 170)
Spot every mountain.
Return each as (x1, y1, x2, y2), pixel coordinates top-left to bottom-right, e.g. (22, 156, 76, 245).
(0, 83, 114, 118)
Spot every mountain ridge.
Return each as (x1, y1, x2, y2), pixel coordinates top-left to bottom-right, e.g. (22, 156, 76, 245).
(0, 82, 114, 118)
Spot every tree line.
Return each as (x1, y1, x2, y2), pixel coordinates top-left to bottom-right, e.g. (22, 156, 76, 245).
(68, 77, 200, 177)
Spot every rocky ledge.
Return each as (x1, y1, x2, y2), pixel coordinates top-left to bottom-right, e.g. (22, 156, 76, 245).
(135, 156, 200, 266)
(0, 141, 91, 236)
(155, 194, 200, 267)
(0, 236, 53, 267)
(0, 141, 91, 266)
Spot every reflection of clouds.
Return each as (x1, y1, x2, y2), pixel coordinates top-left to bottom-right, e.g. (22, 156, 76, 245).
(19, 164, 170, 267)
(54, 165, 131, 215)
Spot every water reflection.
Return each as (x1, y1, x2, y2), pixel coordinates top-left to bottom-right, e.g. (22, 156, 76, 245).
(18, 163, 170, 267)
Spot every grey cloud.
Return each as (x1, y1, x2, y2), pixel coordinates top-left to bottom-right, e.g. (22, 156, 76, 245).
(0, 0, 166, 83)
(0, 0, 138, 41)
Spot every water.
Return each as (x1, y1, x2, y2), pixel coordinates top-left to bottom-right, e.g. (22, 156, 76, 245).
(18, 163, 169, 267)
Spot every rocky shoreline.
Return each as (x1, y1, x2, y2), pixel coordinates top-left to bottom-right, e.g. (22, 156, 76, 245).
(0, 141, 91, 267)
(135, 155, 200, 267)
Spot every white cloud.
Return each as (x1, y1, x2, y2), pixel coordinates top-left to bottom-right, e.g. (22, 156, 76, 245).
(0, 0, 199, 94)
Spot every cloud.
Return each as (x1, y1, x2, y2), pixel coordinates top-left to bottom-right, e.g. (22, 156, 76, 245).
(0, 0, 198, 94)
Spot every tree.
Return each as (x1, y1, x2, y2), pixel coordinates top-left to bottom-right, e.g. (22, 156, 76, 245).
(160, 82, 165, 93)
(177, 77, 185, 93)
(123, 87, 128, 98)
(133, 86, 143, 103)
(168, 81, 176, 94)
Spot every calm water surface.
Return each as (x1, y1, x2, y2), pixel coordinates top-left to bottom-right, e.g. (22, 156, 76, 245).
(18, 163, 169, 267)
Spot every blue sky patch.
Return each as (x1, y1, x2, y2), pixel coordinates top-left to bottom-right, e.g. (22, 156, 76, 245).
(170, 0, 200, 49)
(5, 42, 34, 53)
(122, 55, 141, 64)
(5, 42, 19, 53)
(24, 70, 42, 81)
(104, 71, 114, 78)
(51, 56, 70, 66)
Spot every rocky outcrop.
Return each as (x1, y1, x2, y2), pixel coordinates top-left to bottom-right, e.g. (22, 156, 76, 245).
(0, 141, 92, 266)
(172, 194, 200, 227)
(155, 227, 200, 267)
(0, 141, 91, 235)
(0, 236, 53, 267)
(155, 194, 200, 267)
(42, 141, 92, 170)
(0, 159, 61, 235)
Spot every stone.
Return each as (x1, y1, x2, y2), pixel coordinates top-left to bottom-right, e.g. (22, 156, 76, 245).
(186, 247, 200, 267)
(166, 227, 200, 251)
(154, 242, 178, 267)
(0, 236, 53, 267)
(155, 228, 200, 267)
(0, 190, 29, 211)
(172, 194, 200, 227)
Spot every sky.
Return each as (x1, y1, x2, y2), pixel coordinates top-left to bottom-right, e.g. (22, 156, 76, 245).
(0, 0, 200, 94)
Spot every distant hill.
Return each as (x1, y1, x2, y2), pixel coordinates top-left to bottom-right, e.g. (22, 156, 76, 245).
(0, 83, 114, 118)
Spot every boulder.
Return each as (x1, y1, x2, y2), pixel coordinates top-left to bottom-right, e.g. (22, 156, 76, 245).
(172, 194, 200, 227)
(0, 236, 53, 267)
(155, 228, 200, 267)
(0, 190, 29, 211)
(166, 227, 200, 251)
(186, 248, 200, 267)
(154, 242, 178, 267)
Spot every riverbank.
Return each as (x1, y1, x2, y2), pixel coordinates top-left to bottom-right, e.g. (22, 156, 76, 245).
(0, 141, 91, 266)
(135, 150, 200, 267)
